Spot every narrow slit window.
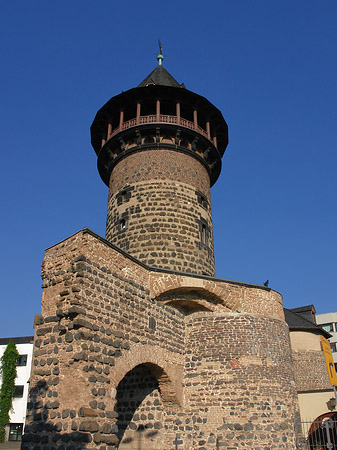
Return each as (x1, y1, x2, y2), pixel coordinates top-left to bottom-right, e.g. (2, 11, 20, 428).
(201, 224, 207, 245)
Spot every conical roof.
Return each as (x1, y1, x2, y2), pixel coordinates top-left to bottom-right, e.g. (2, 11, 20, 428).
(138, 65, 183, 88)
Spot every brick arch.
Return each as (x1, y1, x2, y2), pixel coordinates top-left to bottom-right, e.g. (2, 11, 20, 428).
(149, 273, 242, 312)
(156, 286, 227, 314)
(110, 344, 183, 409)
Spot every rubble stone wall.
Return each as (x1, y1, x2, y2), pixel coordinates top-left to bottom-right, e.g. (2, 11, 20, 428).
(22, 230, 304, 450)
(106, 150, 215, 276)
(290, 331, 332, 392)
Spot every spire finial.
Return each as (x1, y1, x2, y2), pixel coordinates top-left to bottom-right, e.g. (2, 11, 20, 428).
(157, 39, 164, 66)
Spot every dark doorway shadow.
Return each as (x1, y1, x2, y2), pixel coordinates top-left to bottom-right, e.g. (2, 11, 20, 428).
(116, 364, 162, 449)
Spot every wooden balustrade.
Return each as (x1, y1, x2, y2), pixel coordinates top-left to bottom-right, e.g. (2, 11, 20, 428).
(105, 114, 211, 145)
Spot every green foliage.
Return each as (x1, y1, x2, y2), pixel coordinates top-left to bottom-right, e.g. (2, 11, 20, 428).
(0, 341, 19, 442)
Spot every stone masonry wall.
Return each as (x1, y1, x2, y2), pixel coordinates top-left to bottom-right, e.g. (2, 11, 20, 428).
(23, 231, 185, 450)
(292, 350, 332, 393)
(290, 331, 332, 392)
(106, 150, 215, 276)
(182, 313, 303, 449)
(23, 229, 303, 450)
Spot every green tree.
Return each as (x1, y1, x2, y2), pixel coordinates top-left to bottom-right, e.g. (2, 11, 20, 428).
(0, 341, 19, 442)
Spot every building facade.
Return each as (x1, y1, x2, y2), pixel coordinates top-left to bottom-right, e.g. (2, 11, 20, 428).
(285, 306, 336, 423)
(0, 336, 34, 442)
(316, 311, 337, 373)
(22, 57, 305, 449)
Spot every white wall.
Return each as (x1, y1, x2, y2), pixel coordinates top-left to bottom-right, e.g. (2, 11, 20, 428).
(0, 340, 33, 427)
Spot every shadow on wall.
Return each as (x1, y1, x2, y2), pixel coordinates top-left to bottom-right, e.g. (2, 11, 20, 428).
(21, 365, 166, 450)
(116, 364, 163, 449)
(21, 381, 94, 450)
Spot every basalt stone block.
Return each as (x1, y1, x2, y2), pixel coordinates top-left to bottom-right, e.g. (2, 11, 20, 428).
(68, 306, 86, 316)
(73, 318, 93, 330)
(44, 423, 54, 432)
(37, 327, 52, 336)
(65, 332, 73, 343)
(79, 420, 99, 433)
(62, 410, 70, 419)
(93, 432, 102, 444)
(61, 434, 71, 442)
(79, 407, 98, 417)
(105, 411, 118, 419)
(73, 352, 88, 361)
(51, 433, 62, 442)
(100, 435, 119, 445)
(22, 433, 33, 442)
(54, 423, 62, 432)
(70, 432, 92, 443)
(45, 316, 59, 323)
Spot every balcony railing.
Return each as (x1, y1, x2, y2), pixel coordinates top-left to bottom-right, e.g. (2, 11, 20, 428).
(107, 114, 209, 141)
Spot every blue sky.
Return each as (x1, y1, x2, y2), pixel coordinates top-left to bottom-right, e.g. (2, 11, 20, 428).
(1, 1, 336, 338)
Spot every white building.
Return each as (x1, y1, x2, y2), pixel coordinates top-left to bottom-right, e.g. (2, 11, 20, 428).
(316, 311, 337, 372)
(0, 336, 34, 442)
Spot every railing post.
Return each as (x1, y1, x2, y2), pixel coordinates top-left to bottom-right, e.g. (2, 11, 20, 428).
(107, 123, 112, 140)
(206, 121, 211, 140)
(119, 110, 124, 131)
(176, 102, 180, 124)
(213, 135, 217, 148)
(193, 109, 198, 129)
(136, 102, 141, 125)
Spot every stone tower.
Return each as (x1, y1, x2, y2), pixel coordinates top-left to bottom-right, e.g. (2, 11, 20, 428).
(91, 54, 228, 276)
(22, 55, 304, 450)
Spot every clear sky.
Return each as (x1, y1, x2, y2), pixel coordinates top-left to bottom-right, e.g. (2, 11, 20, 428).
(1, 1, 336, 338)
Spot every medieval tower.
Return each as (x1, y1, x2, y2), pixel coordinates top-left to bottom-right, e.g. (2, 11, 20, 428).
(22, 54, 303, 449)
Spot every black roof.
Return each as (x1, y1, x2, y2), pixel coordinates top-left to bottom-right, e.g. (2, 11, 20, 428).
(284, 307, 331, 338)
(0, 336, 34, 345)
(138, 65, 182, 88)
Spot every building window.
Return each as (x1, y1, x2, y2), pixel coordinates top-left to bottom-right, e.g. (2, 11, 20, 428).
(331, 342, 337, 353)
(148, 317, 156, 331)
(16, 355, 27, 366)
(9, 423, 23, 441)
(197, 218, 209, 249)
(321, 323, 334, 332)
(196, 191, 208, 210)
(13, 386, 24, 398)
(117, 214, 129, 233)
(116, 186, 132, 205)
(201, 224, 207, 245)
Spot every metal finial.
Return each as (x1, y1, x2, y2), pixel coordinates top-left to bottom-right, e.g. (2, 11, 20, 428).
(157, 39, 164, 66)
